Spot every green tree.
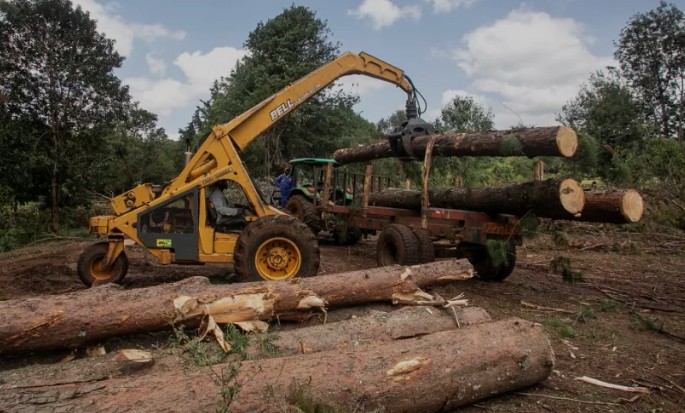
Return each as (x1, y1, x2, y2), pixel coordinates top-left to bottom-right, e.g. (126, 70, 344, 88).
(432, 96, 497, 188)
(438, 95, 494, 132)
(0, 0, 130, 231)
(556, 69, 646, 180)
(615, 1, 685, 138)
(186, 5, 376, 176)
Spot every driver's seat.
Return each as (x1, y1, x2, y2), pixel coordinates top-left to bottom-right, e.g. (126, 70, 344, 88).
(206, 198, 246, 232)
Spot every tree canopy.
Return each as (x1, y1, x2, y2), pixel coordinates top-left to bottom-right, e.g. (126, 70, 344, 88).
(184, 5, 377, 177)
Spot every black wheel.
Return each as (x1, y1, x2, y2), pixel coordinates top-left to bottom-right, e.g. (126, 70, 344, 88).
(376, 224, 421, 267)
(457, 241, 517, 281)
(333, 224, 362, 245)
(411, 227, 435, 263)
(234, 214, 320, 282)
(77, 242, 128, 287)
(286, 195, 322, 234)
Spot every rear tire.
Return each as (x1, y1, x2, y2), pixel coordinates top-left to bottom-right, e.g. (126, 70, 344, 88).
(376, 224, 421, 267)
(411, 227, 435, 263)
(333, 224, 362, 245)
(77, 242, 128, 287)
(286, 195, 322, 234)
(234, 215, 320, 282)
(457, 241, 516, 281)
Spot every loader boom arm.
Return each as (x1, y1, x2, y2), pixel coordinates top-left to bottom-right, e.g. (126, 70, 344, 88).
(220, 51, 414, 151)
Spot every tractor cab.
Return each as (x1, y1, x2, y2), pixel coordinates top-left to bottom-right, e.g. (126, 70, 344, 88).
(271, 158, 354, 207)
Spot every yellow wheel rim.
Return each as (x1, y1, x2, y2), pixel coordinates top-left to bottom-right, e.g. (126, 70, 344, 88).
(255, 237, 302, 280)
(90, 257, 116, 281)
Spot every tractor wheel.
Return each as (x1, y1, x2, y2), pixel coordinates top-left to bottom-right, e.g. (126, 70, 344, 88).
(376, 224, 421, 267)
(286, 195, 322, 234)
(411, 227, 435, 263)
(457, 242, 517, 281)
(77, 242, 128, 287)
(234, 214, 320, 282)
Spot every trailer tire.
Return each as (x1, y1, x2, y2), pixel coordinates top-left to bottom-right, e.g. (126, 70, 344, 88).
(234, 214, 320, 282)
(77, 242, 128, 287)
(286, 195, 322, 234)
(458, 242, 516, 281)
(376, 224, 421, 267)
(333, 224, 362, 245)
(411, 227, 435, 263)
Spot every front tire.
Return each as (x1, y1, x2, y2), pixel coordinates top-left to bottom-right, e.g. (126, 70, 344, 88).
(77, 242, 128, 287)
(234, 215, 320, 282)
(286, 195, 322, 234)
(376, 224, 421, 267)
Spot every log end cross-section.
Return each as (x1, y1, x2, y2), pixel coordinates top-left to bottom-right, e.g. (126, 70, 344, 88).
(621, 189, 644, 223)
(556, 127, 578, 158)
(559, 178, 584, 216)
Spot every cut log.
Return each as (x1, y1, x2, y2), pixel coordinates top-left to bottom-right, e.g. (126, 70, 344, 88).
(0, 318, 554, 412)
(259, 305, 491, 357)
(0, 306, 491, 388)
(369, 179, 585, 219)
(576, 189, 644, 224)
(0, 260, 473, 354)
(333, 126, 578, 164)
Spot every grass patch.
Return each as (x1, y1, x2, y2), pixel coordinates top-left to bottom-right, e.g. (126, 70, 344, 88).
(600, 298, 618, 312)
(560, 325, 576, 338)
(576, 307, 595, 323)
(550, 256, 584, 283)
(485, 239, 511, 267)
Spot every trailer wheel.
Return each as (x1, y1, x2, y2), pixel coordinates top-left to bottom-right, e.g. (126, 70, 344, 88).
(376, 224, 421, 267)
(234, 215, 320, 282)
(411, 227, 435, 263)
(77, 242, 128, 287)
(457, 242, 517, 281)
(286, 195, 322, 234)
(333, 224, 362, 245)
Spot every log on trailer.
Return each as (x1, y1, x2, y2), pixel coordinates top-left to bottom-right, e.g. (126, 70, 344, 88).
(0, 260, 474, 353)
(577, 189, 644, 224)
(0, 306, 492, 388)
(333, 126, 578, 164)
(369, 178, 585, 220)
(0, 318, 554, 413)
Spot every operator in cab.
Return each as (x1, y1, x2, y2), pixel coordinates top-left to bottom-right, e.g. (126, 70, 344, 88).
(209, 180, 246, 230)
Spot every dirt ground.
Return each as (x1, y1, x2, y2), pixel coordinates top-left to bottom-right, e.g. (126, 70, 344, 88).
(0, 227, 684, 412)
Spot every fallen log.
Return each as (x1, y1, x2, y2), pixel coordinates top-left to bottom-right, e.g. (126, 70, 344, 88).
(0, 306, 491, 387)
(369, 179, 584, 219)
(576, 189, 644, 224)
(333, 126, 577, 164)
(0, 318, 554, 412)
(0, 260, 473, 353)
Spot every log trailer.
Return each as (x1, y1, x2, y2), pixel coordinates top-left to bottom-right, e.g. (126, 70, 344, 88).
(77, 51, 435, 286)
(282, 159, 522, 281)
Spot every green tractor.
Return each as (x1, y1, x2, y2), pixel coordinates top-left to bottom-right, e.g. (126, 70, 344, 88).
(273, 158, 360, 243)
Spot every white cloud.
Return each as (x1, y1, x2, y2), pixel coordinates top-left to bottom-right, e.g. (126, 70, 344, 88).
(427, 0, 479, 13)
(349, 0, 421, 30)
(125, 47, 248, 117)
(145, 54, 166, 76)
(335, 74, 391, 97)
(71, 0, 186, 57)
(451, 10, 614, 128)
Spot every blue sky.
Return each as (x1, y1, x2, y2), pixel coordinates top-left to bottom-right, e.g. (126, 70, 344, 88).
(72, 0, 683, 138)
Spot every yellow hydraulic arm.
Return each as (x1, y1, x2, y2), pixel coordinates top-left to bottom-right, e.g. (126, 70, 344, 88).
(166, 52, 417, 192)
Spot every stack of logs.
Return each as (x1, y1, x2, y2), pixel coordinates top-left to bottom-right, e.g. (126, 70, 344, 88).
(332, 126, 644, 224)
(0, 261, 554, 412)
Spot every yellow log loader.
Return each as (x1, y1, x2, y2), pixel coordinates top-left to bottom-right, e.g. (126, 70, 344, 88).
(77, 51, 432, 286)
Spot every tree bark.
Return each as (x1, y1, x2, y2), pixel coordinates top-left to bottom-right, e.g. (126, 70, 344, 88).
(369, 179, 585, 219)
(0, 318, 554, 413)
(576, 189, 644, 224)
(0, 260, 474, 354)
(0, 306, 491, 388)
(333, 126, 577, 164)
